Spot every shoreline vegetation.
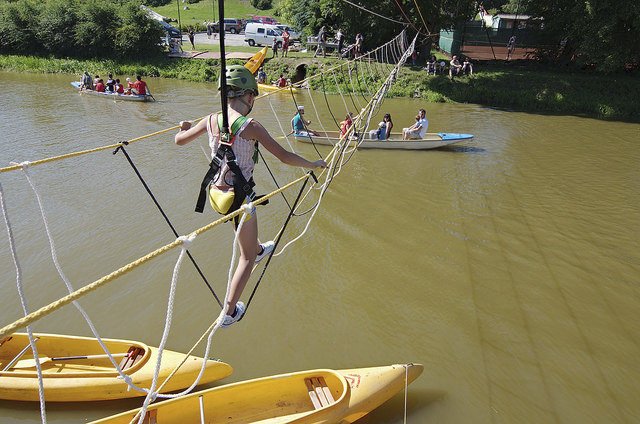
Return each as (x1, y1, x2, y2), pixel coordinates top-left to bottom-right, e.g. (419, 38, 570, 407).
(2, 54, 638, 123)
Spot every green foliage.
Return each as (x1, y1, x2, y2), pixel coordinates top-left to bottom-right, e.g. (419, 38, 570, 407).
(250, 0, 272, 10)
(486, 0, 639, 72)
(0, 0, 41, 54)
(0, 0, 165, 59)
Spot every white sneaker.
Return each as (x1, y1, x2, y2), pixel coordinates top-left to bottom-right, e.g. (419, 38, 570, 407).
(255, 241, 275, 263)
(220, 301, 245, 328)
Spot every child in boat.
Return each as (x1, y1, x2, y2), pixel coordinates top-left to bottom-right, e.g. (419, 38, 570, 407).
(339, 113, 353, 138)
(175, 65, 326, 327)
(402, 109, 428, 140)
(94, 79, 106, 92)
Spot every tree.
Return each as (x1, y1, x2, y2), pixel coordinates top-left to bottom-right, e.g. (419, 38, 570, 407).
(508, 0, 640, 71)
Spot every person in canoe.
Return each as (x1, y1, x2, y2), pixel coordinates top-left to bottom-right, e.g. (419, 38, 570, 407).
(80, 71, 93, 90)
(257, 67, 267, 84)
(339, 112, 354, 138)
(402, 108, 428, 140)
(291, 105, 319, 137)
(369, 113, 393, 140)
(94, 78, 106, 93)
(127, 75, 149, 96)
(174, 65, 326, 327)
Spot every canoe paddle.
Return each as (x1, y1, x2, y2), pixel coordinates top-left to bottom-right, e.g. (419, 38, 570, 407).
(12, 353, 129, 369)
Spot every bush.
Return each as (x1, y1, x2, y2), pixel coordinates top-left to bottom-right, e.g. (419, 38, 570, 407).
(0, 0, 165, 59)
(250, 0, 273, 10)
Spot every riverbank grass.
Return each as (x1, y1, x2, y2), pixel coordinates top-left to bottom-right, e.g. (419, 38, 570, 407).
(1, 54, 638, 122)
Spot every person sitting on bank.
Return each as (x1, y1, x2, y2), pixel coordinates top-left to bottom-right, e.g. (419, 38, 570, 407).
(402, 108, 428, 140)
(291, 105, 319, 136)
(462, 57, 474, 75)
(449, 55, 463, 79)
(127, 75, 149, 96)
(257, 67, 267, 84)
(425, 56, 437, 75)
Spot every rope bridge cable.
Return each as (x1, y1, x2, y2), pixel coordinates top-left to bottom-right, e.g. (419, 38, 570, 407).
(113, 143, 223, 308)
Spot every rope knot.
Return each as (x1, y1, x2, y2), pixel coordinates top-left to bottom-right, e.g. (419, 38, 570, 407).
(241, 202, 255, 215)
(10, 161, 31, 169)
(177, 233, 196, 249)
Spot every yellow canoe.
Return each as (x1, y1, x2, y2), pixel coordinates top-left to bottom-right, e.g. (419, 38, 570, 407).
(245, 47, 269, 75)
(258, 82, 299, 94)
(0, 333, 232, 402)
(90, 363, 423, 423)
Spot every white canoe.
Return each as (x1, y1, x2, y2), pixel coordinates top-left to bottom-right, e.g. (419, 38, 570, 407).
(70, 82, 153, 102)
(0, 333, 232, 402)
(295, 130, 474, 150)
(90, 363, 423, 423)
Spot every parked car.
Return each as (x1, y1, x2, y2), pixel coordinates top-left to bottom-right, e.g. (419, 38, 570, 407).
(275, 25, 301, 41)
(251, 15, 277, 25)
(244, 22, 283, 48)
(211, 18, 244, 34)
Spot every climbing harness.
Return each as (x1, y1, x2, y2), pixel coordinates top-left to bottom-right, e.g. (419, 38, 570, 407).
(195, 114, 269, 223)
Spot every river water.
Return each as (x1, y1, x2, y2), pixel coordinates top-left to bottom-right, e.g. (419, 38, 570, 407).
(0, 71, 639, 423)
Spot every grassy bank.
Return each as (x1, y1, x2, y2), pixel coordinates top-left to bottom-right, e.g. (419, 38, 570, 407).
(1, 54, 638, 122)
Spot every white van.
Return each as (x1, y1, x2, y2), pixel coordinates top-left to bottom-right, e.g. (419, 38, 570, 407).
(244, 23, 283, 48)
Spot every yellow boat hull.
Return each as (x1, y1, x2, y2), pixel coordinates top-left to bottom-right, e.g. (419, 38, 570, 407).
(90, 363, 422, 423)
(244, 47, 269, 75)
(0, 333, 232, 402)
(258, 83, 299, 94)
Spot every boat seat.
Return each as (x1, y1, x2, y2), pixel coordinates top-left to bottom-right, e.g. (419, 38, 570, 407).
(118, 346, 143, 371)
(304, 376, 335, 409)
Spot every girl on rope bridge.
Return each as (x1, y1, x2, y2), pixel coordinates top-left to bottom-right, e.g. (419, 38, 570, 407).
(175, 65, 327, 328)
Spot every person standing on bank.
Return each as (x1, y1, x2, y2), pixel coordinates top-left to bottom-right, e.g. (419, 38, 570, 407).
(336, 28, 344, 58)
(175, 66, 327, 327)
(188, 28, 196, 50)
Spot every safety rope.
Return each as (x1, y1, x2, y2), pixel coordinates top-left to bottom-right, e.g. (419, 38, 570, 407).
(0, 183, 47, 423)
(114, 143, 223, 308)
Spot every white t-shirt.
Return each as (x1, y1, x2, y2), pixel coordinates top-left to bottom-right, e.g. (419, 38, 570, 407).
(416, 117, 429, 137)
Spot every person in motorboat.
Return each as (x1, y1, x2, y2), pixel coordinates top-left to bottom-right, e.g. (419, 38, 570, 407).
(174, 65, 326, 327)
(402, 108, 428, 140)
(369, 113, 393, 140)
(291, 105, 319, 137)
